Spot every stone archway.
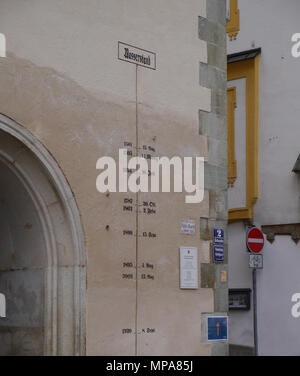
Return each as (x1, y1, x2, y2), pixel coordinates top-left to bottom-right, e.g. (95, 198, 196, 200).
(0, 114, 86, 355)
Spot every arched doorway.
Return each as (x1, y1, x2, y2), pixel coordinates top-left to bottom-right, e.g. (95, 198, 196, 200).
(0, 114, 86, 355)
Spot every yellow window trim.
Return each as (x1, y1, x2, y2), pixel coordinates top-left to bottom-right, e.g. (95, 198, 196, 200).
(227, 55, 260, 223)
(227, 0, 240, 41)
(227, 87, 237, 187)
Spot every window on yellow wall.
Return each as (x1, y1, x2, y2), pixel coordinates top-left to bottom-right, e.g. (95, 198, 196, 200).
(227, 0, 240, 41)
(227, 50, 261, 222)
(227, 87, 237, 188)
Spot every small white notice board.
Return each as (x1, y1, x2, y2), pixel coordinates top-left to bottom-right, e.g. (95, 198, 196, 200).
(180, 220, 196, 235)
(249, 254, 263, 269)
(180, 247, 198, 289)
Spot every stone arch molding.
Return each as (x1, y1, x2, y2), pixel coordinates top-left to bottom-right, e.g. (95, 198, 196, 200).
(0, 114, 86, 355)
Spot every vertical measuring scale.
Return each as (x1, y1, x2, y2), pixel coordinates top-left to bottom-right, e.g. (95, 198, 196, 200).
(135, 64, 139, 356)
(135, 63, 158, 354)
(118, 42, 207, 355)
(118, 43, 157, 355)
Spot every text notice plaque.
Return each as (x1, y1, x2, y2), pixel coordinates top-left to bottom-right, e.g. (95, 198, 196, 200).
(180, 247, 198, 289)
(180, 219, 196, 235)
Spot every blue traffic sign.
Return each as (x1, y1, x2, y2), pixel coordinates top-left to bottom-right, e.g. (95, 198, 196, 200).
(214, 228, 224, 245)
(207, 316, 228, 341)
(213, 245, 225, 263)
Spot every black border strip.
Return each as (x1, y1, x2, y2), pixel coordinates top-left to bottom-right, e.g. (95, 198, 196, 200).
(227, 47, 261, 64)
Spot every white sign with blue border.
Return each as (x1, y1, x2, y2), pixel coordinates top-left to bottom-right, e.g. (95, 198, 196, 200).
(214, 228, 224, 244)
(207, 316, 228, 341)
(213, 245, 225, 263)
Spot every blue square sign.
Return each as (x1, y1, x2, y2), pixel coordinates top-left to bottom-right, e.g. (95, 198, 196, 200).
(213, 245, 225, 263)
(213, 228, 224, 245)
(207, 316, 228, 341)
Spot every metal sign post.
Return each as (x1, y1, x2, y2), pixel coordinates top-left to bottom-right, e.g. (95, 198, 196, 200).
(252, 268, 258, 356)
(247, 226, 265, 356)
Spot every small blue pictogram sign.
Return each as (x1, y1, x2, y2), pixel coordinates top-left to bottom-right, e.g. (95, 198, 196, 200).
(213, 228, 224, 245)
(207, 316, 228, 341)
(213, 245, 225, 263)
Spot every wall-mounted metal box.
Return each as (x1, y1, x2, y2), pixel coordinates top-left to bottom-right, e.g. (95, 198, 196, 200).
(229, 289, 251, 311)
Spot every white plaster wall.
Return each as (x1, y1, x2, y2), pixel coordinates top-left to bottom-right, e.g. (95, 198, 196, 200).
(0, 1, 214, 355)
(257, 236, 300, 356)
(228, 0, 300, 224)
(228, 0, 300, 355)
(0, 0, 208, 126)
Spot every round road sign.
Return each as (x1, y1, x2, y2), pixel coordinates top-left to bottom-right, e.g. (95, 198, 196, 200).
(247, 227, 264, 254)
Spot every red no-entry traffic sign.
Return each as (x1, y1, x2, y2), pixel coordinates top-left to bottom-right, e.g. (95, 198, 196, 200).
(247, 227, 264, 254)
